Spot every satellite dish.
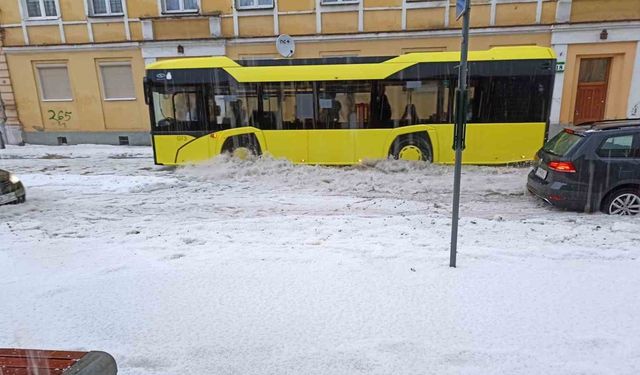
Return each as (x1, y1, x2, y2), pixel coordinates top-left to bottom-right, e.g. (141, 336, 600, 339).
(276, 34, 295, 58)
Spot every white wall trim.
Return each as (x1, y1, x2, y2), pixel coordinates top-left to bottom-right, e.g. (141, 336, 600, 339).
(228, 23, 553, 44)
(141, 19, 153, 40)
(405, 0, 448, 10)
(627, 42, 640, 118)
(551, 21, 640, 45)
(3, 42, 140, 53)
(443, 1, 449, 28)
(315, 0, 322, 34)
(273, 0, 279, 35)
(490, 0, 497, 26)
(358, 0, 363, 32)
(233, 2, 239, 36)
(54, 0, 66, 43)
(401, 0, 407, 30)
(122, 0, 131, 40)
(535, 0, 543, 24)
(555, 0, 571, 23)
(16, 0, 30, 44)
(549, 43, 567, 125)
(141, 40, 225, 59)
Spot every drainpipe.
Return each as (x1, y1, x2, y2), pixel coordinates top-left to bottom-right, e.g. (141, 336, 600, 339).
(0, 97, 6, 149)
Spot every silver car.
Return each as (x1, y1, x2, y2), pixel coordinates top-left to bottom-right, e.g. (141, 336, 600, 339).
(0, 169, 26, 205)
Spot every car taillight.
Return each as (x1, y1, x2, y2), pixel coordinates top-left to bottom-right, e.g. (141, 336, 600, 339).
(548, 161, 576, 173)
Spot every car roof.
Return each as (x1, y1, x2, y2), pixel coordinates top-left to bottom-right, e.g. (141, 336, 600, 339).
(570, 119, 640, 134)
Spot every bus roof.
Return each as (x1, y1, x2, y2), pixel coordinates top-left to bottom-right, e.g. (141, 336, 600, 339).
(146, 46, 556, 83)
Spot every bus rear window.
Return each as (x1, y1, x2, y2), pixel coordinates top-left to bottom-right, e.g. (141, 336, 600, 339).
(543, 130, 583, 156)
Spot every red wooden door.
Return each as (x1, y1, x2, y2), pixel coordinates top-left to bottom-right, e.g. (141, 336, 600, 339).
(574, 58, 610, 125)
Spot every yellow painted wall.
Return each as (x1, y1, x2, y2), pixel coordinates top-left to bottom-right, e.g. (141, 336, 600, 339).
(3, 28, 26, 47)
(92, 23, 126, 42)
(450, 3, 491, 28)
(364, 10, 402, 32)
(571, 0, 640, 22)
(406, 8, 446, 30)
(6, 49, 148, 133)
(59, 0, 86, 21)
(238, 16, 274, 37)
(1, 1, 23, 24)
(221, 17, 235, 37)
(64, 24, 91, 44)
(202, 0, 232, 14)
(129, 22, 143, 41)
(227, 32, 551, 59)
(154, 18, 210, 40)
(541, 1, 557, 24)
(127, 0, 159, 18)
(495, 2, 537, 26)
(322, 12, 359, 34)
(279, 0, 315, 12)
(279, 14, 317, 36)
(560, 42, 637, 124)
(28, 26, 62, 45)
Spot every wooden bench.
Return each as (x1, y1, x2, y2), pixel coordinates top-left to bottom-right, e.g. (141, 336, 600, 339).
(0, 348, 117, 375)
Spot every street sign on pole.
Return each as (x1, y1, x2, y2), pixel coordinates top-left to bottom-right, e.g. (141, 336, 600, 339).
(450, 0, 471, 268)
(456, 0, 467, 20)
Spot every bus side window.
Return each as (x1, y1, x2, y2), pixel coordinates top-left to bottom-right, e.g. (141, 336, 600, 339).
(317, 81, 371, 129)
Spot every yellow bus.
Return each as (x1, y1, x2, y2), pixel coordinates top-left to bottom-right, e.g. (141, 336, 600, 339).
(144, 46, 556, 166)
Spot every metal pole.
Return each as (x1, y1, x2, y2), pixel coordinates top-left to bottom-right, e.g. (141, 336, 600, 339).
(450, 0, 471, 268)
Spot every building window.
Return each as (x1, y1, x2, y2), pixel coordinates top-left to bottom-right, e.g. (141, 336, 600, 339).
(162, 0, 198, 13)
(25, 0, 58, 18)
(321, 0, 359, 4)
(90, 0, 124, 16)
(99, 63, 136, 100)
(236, 0, 274, 10)
(36, 65, 72, 101)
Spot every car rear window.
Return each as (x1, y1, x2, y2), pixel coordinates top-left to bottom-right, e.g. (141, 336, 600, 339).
(543, 130, 583, 156)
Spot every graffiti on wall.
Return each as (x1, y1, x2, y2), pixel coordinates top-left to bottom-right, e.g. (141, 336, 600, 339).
(47, 110, 72, 127)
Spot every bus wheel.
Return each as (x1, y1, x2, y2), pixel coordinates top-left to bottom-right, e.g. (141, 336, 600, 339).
(222, 134, 262, 160)
(391, 135, 433, 162)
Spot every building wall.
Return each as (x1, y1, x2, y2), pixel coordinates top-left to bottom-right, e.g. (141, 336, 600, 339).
(0, 0, 639, 145)
(6, 48, 148, 144)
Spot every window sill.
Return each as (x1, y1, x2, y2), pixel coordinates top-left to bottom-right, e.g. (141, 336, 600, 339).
(25, 16, 60, 22)
(320, 1, 360, 5)
(161, 10, 200, 16)
(41, 99, 73, 102)
(88, 14, 125, 19)
(104, 98, 137, 102)
(236, 6, 275, 11)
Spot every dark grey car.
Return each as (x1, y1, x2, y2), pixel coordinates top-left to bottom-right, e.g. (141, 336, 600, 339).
(527, 119, 640, 215)
(0, 169, 26, 205)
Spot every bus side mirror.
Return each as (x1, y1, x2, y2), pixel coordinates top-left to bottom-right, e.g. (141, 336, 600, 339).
(143, 77, 151, 105)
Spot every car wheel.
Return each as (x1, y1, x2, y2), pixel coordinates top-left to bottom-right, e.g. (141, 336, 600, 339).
(390, 135, 433, 162)
(603, 189, 640, 216)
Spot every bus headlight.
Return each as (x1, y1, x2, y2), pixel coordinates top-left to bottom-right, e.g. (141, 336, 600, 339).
(9, 173, 20, 184)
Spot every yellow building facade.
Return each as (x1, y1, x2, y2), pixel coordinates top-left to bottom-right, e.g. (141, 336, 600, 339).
(0, 0, 639, 145)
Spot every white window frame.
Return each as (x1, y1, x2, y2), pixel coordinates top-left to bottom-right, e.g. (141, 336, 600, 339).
(89, 0, 125, 17)
(161, 0, 199, 14)
(22, 0, 59, 20)
(236, 0, 274, 10)
(35, 63, 73, 102)
(321, 0, 359, 5)
(98, 62, 137, 101)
